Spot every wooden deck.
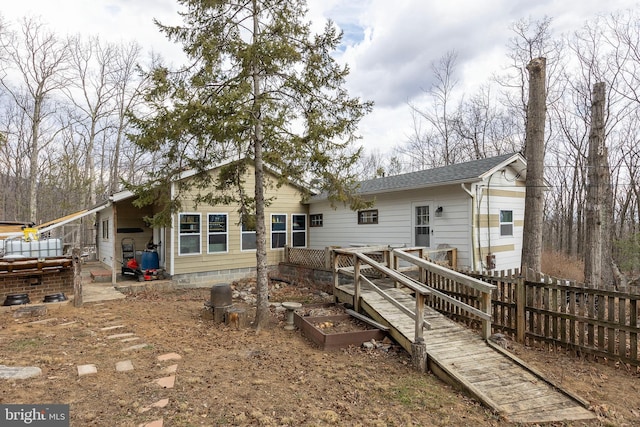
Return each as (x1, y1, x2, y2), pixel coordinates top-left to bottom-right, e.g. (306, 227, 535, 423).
(335, 282, 595, 424)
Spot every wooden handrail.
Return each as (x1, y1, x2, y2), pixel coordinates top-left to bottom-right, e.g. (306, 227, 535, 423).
(394, 248, 495, 339)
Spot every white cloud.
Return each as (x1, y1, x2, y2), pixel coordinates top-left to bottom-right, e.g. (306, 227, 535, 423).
(3, 0, 640, 154)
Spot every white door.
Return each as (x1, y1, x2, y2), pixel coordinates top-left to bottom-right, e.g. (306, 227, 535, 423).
(413, 203, 431, 248)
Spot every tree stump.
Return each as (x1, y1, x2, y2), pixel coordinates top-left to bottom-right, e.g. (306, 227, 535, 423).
(213, 305, 231, 323)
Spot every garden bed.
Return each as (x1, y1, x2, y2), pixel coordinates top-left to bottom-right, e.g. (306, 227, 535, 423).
(294, 304, 386, 350)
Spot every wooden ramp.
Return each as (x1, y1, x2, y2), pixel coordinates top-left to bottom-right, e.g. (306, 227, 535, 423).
(335, 283, 595, 424)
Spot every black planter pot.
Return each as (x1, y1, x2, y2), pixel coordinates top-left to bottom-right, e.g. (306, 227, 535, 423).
(3, 293, 30, 306)
(43, 293, 67, 303)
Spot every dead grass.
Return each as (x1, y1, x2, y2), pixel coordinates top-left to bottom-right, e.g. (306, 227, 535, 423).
(541, 250, 585, 283)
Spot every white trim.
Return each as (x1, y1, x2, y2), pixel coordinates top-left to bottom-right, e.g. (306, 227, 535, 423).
(207, 212, 229, 254)
(270, 213, 287, 250)
(178, 212, 202, 256)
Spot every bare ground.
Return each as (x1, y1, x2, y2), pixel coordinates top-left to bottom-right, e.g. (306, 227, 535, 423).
(1, 280, 639, 427)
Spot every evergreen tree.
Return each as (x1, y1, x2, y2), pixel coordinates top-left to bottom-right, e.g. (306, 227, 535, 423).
(128, 0, 372, 330)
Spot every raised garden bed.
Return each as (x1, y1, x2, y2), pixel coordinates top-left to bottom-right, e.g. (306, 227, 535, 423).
(294, 304, 387, 350)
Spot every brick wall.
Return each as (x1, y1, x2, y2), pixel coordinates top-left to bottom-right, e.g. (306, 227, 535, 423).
(0, 267, 74, 304)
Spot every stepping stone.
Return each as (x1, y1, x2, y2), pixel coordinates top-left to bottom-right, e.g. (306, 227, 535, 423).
(0, 365, 42, 379)
(107, 333, 135, 339)
(29, 317, 57, 324)
(157, 353, 181, 362)
(138, 419, 163, 427)
(121, 337, 140, 343)
(100, 325, 125, 331)
(153, 375, 175, 388)
(162, 364, 178, 374)
(116, 360, 134, 372)
(139, 398, 170, 413)
(121, 344, 148, 352)
(77, 364, 97, 376)
(58, 321, 78, 327)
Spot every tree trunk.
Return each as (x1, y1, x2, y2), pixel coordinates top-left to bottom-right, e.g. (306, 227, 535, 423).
(521, 57, 547, 274)
(251, 0, 270, 331)
(584, 82, 617, 290)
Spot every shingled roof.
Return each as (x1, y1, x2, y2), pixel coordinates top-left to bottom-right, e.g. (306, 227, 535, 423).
(355, 152, 524, 196)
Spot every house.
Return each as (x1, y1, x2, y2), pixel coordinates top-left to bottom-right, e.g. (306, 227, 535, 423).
(307, 153, 528, 272)
(94, 161, 309, 286)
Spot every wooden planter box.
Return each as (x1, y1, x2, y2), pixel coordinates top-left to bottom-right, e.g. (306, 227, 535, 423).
(294, 311, 386, 350)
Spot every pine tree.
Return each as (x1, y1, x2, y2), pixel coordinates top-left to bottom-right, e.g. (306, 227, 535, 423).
(128, 0, 372, 330)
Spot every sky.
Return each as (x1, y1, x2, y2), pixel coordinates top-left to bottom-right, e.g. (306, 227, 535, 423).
(2, 0, 639, 155)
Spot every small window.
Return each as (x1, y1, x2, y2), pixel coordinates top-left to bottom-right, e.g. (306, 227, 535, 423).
(101, 219, 109, 240)
(271, 214, 287, 249)
(179, 213, 201, 255)
(241, 214, 257, 251)
(358, 209, 378, 225)
(310, 214, 323, 227)
(500, 210, 513, 236)
(292, 214, 306, 248)
(208, 213, 227, 253)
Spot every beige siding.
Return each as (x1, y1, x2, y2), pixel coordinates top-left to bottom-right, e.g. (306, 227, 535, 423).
(172, 166, 307, 276)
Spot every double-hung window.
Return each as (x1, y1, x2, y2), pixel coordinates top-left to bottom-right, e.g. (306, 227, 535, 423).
(241, 214, 257, 251)
(499, 210, 513, 236)
(179, 213, 201, 255)
(271, 214, 287, 249)
(292, 214, 306, 247)
(208, 213, 227, 253)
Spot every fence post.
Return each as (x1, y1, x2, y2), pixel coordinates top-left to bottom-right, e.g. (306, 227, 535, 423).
(284, 245, 290, 263)
(72, 248, 83, 307)
(324, 247, 332, 269)
(353, 254, 361, 312)
(516, 268, 526, 343)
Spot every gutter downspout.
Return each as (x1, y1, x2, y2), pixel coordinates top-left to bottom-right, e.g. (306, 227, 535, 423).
(170, 182, 175, 277)
(461, 183, 477, 270)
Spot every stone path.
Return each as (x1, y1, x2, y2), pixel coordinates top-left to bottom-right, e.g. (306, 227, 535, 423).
(1, 302, 181, 426)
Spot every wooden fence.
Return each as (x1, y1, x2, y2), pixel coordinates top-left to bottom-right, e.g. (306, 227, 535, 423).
(448, 270, 640, 367)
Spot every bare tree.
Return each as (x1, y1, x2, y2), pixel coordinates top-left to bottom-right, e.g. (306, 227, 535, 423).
(410, 50, 460, 165)
(521, 57, 547, 275)
(0, 18, 70, 222)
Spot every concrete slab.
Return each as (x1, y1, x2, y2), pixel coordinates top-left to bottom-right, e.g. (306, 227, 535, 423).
(162, 364, 178, 374)
(122, 344, 148, 352)
(157, 353, 182, 362)
(116, 360, 134, 372)
(0, 365, 42, 379)
(138, 419, 163, 427)
(77, 364, 97, 376)
(153, 375, 175, 389)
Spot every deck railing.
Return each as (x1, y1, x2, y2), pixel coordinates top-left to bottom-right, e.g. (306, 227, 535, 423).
(332, 246, 431, 344)
(284, 245, 458, 270)
(331, 246, 495, 340)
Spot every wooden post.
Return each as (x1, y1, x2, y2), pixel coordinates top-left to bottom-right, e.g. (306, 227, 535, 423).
(324, 247, 332, 269)
(72, 248, 83, 307)
(332, 250, 340, 295)
(415, 292, 425, 343)
(353, 255, 361, 312)
(516, 270, 526, 343)
(450, 248, 458, 269)
(481, 290, 492, 340)
(284, 245, 290, 263)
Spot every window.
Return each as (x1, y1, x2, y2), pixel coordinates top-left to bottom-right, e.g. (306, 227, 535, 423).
(208, 213, 227, 253)
(241, 214, 257, 251)
(179, 213, 201, 255)
(310, 214, 323, 227)
(101, 219, 109, 240)
(358, 209, 378, 225)
(271, 214, 287, 249)
(500, 210, 513, 236)
(292, 214, 306, 248)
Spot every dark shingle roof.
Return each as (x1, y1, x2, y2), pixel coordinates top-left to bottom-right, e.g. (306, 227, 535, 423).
(357, 153, 521, 195)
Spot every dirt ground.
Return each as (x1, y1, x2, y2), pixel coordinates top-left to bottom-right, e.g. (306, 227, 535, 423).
(1, 279, 640, 427)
